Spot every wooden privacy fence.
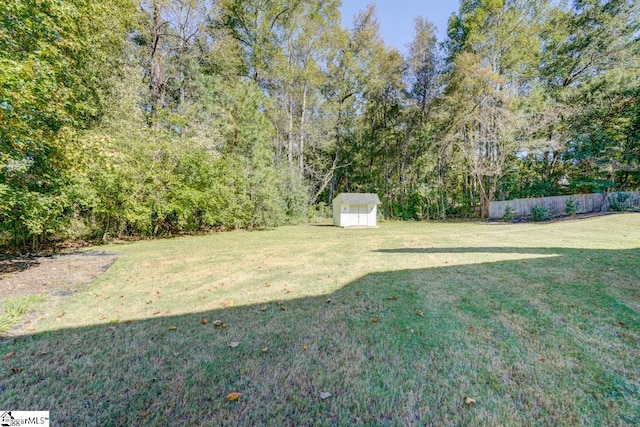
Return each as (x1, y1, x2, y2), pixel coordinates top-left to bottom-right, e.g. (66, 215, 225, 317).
(489, 191, 640, 220)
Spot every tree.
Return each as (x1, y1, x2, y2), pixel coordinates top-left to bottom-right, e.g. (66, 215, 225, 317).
(0, 0, 135, 247)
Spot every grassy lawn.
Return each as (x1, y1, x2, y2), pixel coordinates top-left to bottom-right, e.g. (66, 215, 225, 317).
(1, 214, 639, 425)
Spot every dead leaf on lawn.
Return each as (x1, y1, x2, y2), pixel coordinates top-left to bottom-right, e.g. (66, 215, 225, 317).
(280, 306, 286, 311)
(168, 326, 177, 331)
(261, 348, 269, 353)
(464, 397, 477, 406)
(55, 312, 66, 321)
(152, 311, 161, 315)
(227, 392, 242, 401)
(12, 368, 23, 374)
(201, 318, 209, 325)
(416, 310, 424, 317)
(320, 391, 331, 400)
(371, 315, 380, 323)
(229, 341, 240, 348)
(326, 299, 331, 304)
(356, 292, 362, 296)
(39, 349, 49, 355)
(72, 339, 82, 345)
(538, 357, 545, 362)
(390, 295, 398, 301)
(260, 305, 267, 312)
(3, 352, 15, 360)
(302, 345, 308, 351)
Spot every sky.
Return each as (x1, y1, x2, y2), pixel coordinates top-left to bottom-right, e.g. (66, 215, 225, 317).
(339, 0, 460, 53)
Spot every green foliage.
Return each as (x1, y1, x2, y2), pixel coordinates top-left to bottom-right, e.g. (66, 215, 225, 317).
(607, 193, 632, 212)
(531, 204, 550, 221)
(0, 0, 134, 248)
(565, 197, 579, 216)
(503, 206, 516, 222)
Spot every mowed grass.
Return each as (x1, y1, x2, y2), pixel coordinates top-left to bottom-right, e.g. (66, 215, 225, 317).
(1, 214, 639, 426)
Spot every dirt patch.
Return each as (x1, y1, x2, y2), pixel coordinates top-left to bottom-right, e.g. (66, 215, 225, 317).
(0, 251, 118, 303)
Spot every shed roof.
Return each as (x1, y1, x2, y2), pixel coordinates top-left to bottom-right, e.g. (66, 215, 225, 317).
(334, 193, 381, 205)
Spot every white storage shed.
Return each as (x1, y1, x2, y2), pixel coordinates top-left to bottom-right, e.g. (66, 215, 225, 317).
(332, 193, 381, 227)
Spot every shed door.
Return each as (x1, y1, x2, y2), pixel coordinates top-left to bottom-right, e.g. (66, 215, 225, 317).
(357, 204, 368, 226)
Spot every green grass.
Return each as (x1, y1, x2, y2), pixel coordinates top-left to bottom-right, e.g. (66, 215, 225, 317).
(1, 214, 639, 425)
(0, 294, 46, 335)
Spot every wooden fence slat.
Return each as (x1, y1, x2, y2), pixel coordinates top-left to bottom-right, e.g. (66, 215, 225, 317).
(489, 192, 640, 220)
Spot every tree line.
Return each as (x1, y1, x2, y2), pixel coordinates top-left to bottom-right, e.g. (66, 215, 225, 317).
(1, 0, 638, 248)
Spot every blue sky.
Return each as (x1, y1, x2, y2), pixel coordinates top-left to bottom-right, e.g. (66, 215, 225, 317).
(339, 0, 460, 53)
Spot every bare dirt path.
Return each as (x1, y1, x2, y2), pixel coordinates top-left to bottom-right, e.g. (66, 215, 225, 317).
(0, 251, 118, 336)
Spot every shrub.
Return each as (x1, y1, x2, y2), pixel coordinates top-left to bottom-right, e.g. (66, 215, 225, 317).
(503, 206, 516, 222)
(565, 197, 579, 216)
(608, 193, 631, 211)
(531, 204, 550, 221)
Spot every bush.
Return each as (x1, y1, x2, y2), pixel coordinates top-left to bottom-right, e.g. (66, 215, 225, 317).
(608, 193, 631, 211)
(565, 197, 579, 216)
(502, 206, 516, 222)
(531, 205, 550, 221)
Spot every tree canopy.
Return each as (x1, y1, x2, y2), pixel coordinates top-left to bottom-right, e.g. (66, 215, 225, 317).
(1, 0, 638, 248)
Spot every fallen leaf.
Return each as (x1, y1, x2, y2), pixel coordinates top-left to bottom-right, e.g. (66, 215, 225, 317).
(261, 347, 269, 353)
(618, 322, 625, 326)
(326, 299, 331, 304)
(371, 315, 380, 323)
(213, 320, 224, 328)
(124, 320, 132, 324)
(146, 300, 153, 304)
(168, 326, 177, 331)
(280, 306, 286, 311)
(320, 391, 331, 400)
(538, 357, 545, 362)
(201, 318, 209, 325)
(72, 339, 82, 345)
(260, 305, 267, 312)
(40, 349, 49, 355)
(356, 291, 362, 296)
(3, 352, 15, 360)
(12, 368, 23, 374)
(229, 341, 240, 348)
(227, 392, 242, 401)
(302, 345, 308, 351)
(390, 295, 398, 300)
(464, 397, 476, 406)
(152, 311, 161, 315)
(57, 312, 66, 318)
(416, 310, 424, 317)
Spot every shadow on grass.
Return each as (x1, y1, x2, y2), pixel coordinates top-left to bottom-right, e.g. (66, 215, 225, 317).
(0, 247, 638, 426)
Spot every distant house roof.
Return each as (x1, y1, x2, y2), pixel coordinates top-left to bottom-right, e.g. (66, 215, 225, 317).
(334, 193, 381, 205)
